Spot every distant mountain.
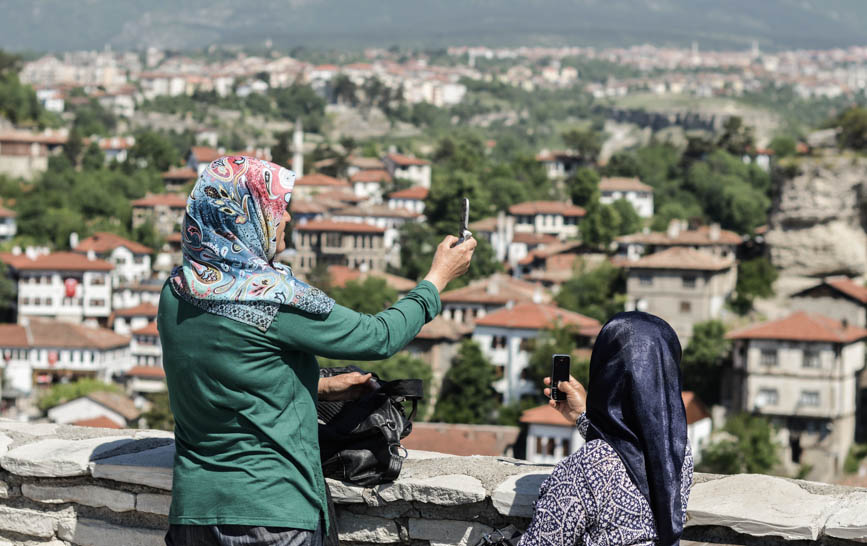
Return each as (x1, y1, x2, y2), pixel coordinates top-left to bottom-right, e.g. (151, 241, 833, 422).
(2, 0, 867, 53)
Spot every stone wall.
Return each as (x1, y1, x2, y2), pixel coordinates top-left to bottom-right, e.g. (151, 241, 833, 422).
(0, 420, 866, 545)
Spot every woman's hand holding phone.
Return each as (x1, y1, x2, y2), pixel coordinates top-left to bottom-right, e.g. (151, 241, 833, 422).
(543, 375, 587, 422)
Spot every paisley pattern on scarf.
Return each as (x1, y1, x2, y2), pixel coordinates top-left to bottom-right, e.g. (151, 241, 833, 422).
(519, 413, 693, 546)
(170, 156, 334, 330)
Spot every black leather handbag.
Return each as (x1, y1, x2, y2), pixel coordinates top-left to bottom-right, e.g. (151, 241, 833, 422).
(317, 366, 423, 486)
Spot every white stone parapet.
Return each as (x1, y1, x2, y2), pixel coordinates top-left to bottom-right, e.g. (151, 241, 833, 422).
(0, 419, 865, 545)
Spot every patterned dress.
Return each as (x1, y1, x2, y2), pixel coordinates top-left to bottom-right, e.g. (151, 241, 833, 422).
(519, 414, 693, 546)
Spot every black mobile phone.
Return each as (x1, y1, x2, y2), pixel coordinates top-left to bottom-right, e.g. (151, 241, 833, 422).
(551, 354, 571, 401)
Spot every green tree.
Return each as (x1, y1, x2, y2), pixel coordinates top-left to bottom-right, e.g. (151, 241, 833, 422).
(555, 261, 626, 323)
(127, 130, 179, 172)
(580, 200, 621, 249)
(271, 130, 291, 168)
(768, 135, 797, 158)
(81, 141, 105, 171)
(64, 129, 83, 165)
(717, 116, 755, 156)
(331, 74, 358, 106)
(524, 323, 592, 395)
(142, 392, 175, 431)
(836, 107, 867, 151)
(432, 340, 500, 424)
(561, 128, 601, 163)
(731, 257, 778, 315)
(330, 277, 398, 315)
(610, 199, 642, 236)
(698, 413, 779, 475)
(0, 262, 16, 321)
(681, 320, 730, 405)
(567, 167, 600, 208)
(38, 380, 122, 412)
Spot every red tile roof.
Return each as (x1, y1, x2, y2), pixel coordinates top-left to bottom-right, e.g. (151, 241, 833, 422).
(75, 232, 152, 255)
(86, 391, 141, 420)
(296, 220, 386, 234)
(517, 241, 586, 266)
(295, 173, 350, 188)
(616, 225, 741, 246)
(726, 311, 867, 343)
(508, 201, 586, 217)
(125, 365, 165, 378)
(440, 274, 549, 306)
(0, 207, 15, 218)
(131, 194, 187, 208)
(401, 422, 519, 456)
(475, 302, 601, 334)
(827, 277, 867, 304)
(326, 265, 417, 292)
(0, 131, 67, 145)
(626, 247, 734, 271)
(535, 150, 580, 162)
(512, 232, 559, 245)
(290, 200, 328, 215)
(161, 167, 198, 181)
(190, 146, 221, 164)
(682, 391, 711, 425)
(132, 321, 160, 336)
(386, 153, 430, 166)
(350, 169, 392, 183)
(334, 205, 420, 220)
(71, 416, 123, 429)
(0, 320, 129, 350)
(468, 217, 498, 232)
(315, 190, 365, 204)
(0, 251, 114, 272)
(388, 186, 429, 200)
(349, 156, 386, 170)
(520, 404, 573, 426)
(599, 177, 653, 193)
(114, 303, 159, 318)
(415, 316, 473, 341)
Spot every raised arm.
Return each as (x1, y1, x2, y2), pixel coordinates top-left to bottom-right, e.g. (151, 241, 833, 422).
(275, 235, 476, 360)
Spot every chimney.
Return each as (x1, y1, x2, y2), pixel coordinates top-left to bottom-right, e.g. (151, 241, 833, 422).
(87, 250, 96, 261)
(667, 219, 682, 240)
(709, 223, 721, 242)
(69, 232, 79, 250)
(292, 118, 304, 177)
(487, 276, 500, 295)
(25, 247, 37, 260)
(11, 246, 20, 256)
(533, 284, 543, 304)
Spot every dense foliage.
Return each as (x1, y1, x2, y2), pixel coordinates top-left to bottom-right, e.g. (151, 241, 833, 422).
(37, 379, 122, 411)
(329, 277, 398, 315)
(555, 262, 626, 323)
(681, 320, 730, 406)
(432, 340, 500, 424)
(698, 413, 779, 475)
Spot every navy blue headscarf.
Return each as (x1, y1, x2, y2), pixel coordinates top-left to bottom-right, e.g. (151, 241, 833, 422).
(584, 311, 688, 546)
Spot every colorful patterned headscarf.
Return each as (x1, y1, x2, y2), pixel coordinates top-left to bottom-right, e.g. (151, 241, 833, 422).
(169, 156, 334, 331)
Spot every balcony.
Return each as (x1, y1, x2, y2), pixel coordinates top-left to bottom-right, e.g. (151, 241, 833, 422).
(0, 419, 865, 545)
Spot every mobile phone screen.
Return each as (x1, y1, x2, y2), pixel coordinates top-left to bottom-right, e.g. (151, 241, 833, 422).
(551, 354, 571, 401)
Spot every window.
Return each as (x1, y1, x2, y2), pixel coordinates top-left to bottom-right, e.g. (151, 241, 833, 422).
(562, 438, 570, 455)
(326, 233, 341, 247)
(799, 391, 820, 406)
(490, 335, 507, 349)
(34, 297, 41, 306)
(535, 437, 543, 455)
(89, 299, 106, 307)
(546, 438, 556, 456)
(495, 365, 505, 379)
(756, 388, 779, 407)
(90, 276, 105, 286)
(21, 297, 30, 305)
(519, 338, 536, 352)
(682, 275, 696, 288)
(679, 301, 692, 314)
(639, 275, 653, 286)
(803, 351, 821, 368)
(134, 256, 146, 265)
(760, 349, 778, 366)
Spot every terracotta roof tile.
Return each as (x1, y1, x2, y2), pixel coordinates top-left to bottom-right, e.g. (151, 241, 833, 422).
(295, 173, 350, 188)
(71, 416, 123, 429)
(512, 232, 559, 245)
(0, 251, 114, 272)
(161, 167, 198, 181)
(388, 186, 428, 200)
(415, 316, 473, 341)
(508, 201, 586, 217)
(599, 177, 653, 193)
(190, 146, 221, 163)
(350, 170, 392, 183)
(86, 391, 141, 420)
(326, 265, 417, 292)
(827, 277, 867, 304)
(682, 391, 711, 425)
(0, 320, 129, 350)
(616, 225, 741, 246)
(349, 156, 385, 169)
(475, 302, 601, 334)
(626, 247, 734, 271)
(440, 274, 550, 306)
(296, 220, 385, 234)
(468, 217, 498, 232)
(333, 205, 420, 220)
(517, 241, 585, 266)
(520, 404, 573, 426)
(132, 321, 160, 336)
(125, 365, 165, 378)
(131, 193, 187, 208)
(75, 232, 152, 255)
(386, 153, 430, 166)
(726, 311, 867, 343)
(114, 303, 159, 318)
(0, 131, 67, 145)
(0, 206, 16, 218)
(401, 422, 519, 456)
(314, 190, 365, 204)
(290, 200, 328, 215)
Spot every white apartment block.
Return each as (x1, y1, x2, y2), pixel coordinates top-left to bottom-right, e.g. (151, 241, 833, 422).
(74, 232, 153, 285)
(726, 312, 867, 482)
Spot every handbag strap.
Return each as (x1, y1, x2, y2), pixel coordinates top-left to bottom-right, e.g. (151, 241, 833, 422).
(379, 379, 423, 399)
(382, 443, 406, 482)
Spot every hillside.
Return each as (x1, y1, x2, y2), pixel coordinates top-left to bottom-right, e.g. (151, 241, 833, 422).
(2, 0, 867, 53)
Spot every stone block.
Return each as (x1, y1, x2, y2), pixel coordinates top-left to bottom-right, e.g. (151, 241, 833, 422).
(58, 518, 165, 546)
(90, 443, 174, 490)
(687, 474, 837, 541)
(337, 512, 400, 543)
(0, 505, 58, 538)
(22, 483, 135, 512)
(372, 474, 486, 506)
(134, 429, 174, 440)
(0, 480, 8, 499)
(1, 436, 133, 477)
(326, 479, 365, 504)
(137, 493, 172, 516)
(0, 434, 11, 458)
(0, 420, 58, 436)
(406, 449, 456, 460)
(492, 471, 548, 517)
(408, 518, 493, 546)
(824, 491, 867, 542)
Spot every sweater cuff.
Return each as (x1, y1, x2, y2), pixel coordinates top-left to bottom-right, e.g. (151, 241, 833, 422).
(576, 412, 589, 439)
(414, 280, 442, 321)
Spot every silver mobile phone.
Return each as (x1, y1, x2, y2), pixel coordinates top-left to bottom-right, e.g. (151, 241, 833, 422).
(452, 197, 471, 246)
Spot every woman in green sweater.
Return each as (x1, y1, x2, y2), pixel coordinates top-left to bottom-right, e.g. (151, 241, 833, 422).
(159, 156, 476, 546)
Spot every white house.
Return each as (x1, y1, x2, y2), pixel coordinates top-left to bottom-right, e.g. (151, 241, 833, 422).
(790, 276, 867, 328)
(74, 232, 152, 285)
(598, 177, 655, 218)
(112, 283, 161, 311)
(330, 205, 422, 269)
(440, 273, 550, 326)
(473, 302, 600, 404)
(726, 312, 867, 482)
(350, 169, 392, 202)
(130, 321, 161, 369)
(387, 186, 428, 215)
(124, 364, 166, 396)
(615, 220, 741, 262)
(536, 150, 583, 180)
(508, 201, 586, 240)
(112, 302, 158, 336)
(47, 390, 141, 429)
(1, 249, 114, 325)
(382, 153, 431, 189)
(0, 206, 16, 241)
(0, 319, 132, 394)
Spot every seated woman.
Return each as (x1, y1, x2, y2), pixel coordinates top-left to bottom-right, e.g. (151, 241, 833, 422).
(520, 312, 693, 546)
(159, 156, 476, 546)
